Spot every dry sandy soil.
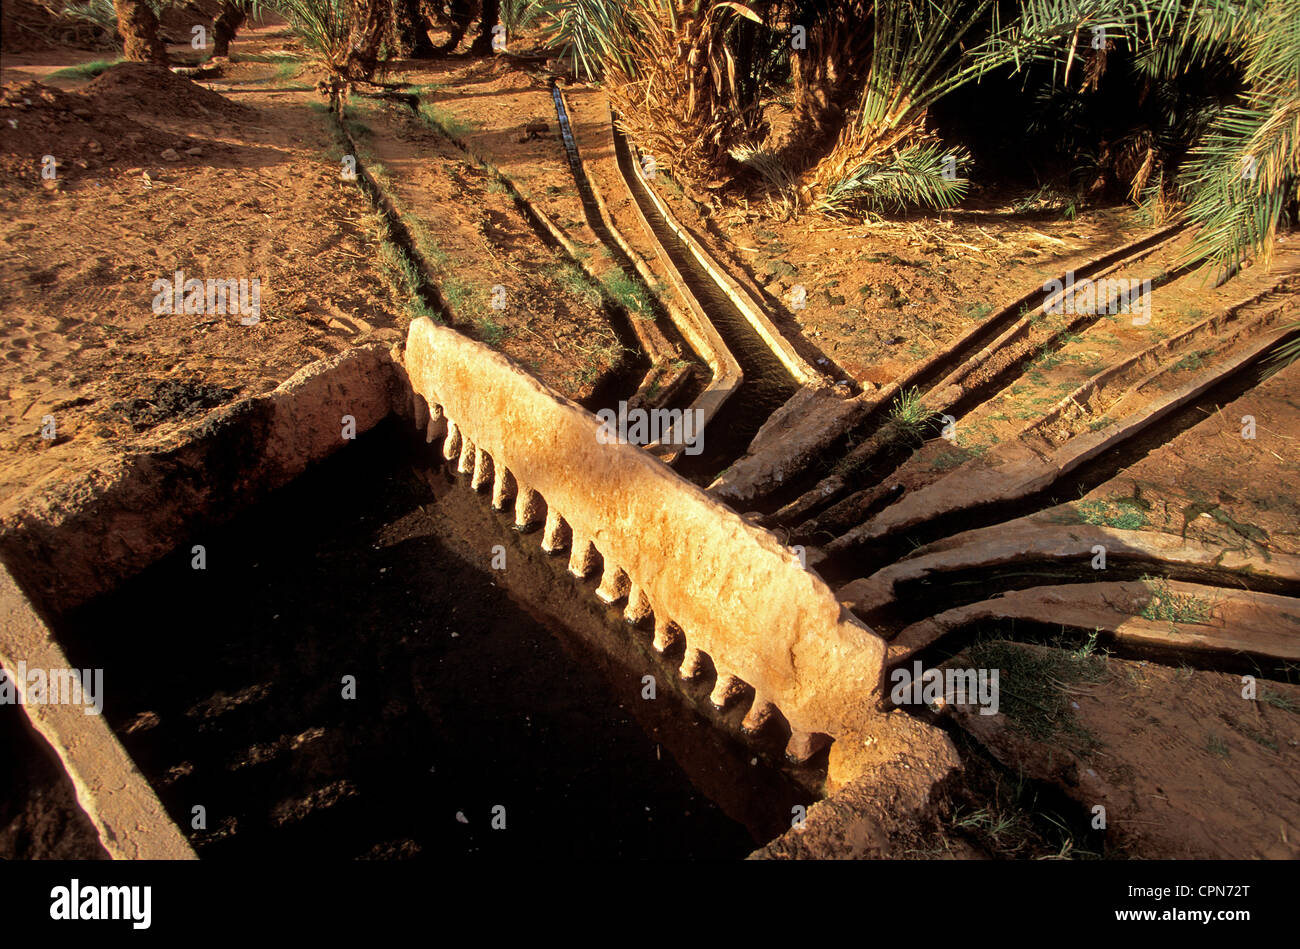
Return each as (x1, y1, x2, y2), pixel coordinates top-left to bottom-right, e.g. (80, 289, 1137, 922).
(0, 22, 627, 519)
(951, 641, 1300, 859)
(0, 38, 410, 512)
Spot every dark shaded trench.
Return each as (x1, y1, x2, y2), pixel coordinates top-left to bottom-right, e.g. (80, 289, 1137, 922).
(45, 419, 813, 859)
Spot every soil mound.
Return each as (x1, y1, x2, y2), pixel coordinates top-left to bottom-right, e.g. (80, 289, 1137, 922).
(0, 0, 222, 53)
(86, 62, 254, 120)
(1, 0, 57, 53)
(0, 81, 176, 183)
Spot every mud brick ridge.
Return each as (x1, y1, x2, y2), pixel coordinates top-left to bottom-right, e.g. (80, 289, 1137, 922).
(404, 316, 887, 783)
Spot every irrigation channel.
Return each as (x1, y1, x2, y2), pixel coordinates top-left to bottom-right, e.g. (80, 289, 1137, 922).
(775, 228, 1300, 681)
(11, 84, 1298, 860)
(608, 133, 800, 481)
(5, 90, 834, 860)
(550, 86, 802, 483)
(348, 84, 805, 485)
(546, 84, 701, 417)
(393, 81, 1297, 788)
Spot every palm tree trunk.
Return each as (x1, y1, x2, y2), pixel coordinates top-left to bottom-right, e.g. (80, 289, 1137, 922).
(338, 0, 392, 81)
(781, 5, 872, 173)
(398, 0, 436, 58)
(113, 0, 168, 64)
(468, 0, 500, 55)
(434, 0, 474, 55)
(212, 1, 247, 58)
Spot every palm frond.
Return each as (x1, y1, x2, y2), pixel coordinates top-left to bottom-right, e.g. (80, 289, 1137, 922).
(1131, 0, 1267, 79)
(808, 0, 1134, 212)
(1269, 325, 1300, 373)
(971, 0, 1136, 87)
(1178, 91, 1299, 272)
(273, 0, 352, 62)
(981, 0, 1298, 272)
(816, 141, 970, 215)
(536, 0, 768, 183)
(532, 0, 641, 80)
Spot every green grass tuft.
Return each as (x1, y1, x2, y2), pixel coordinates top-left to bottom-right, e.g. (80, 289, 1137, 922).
(417, 102, 477, 140)
(889, 386, 936, 437)
(50, 59, 121, 81)
(600, 268, 654, 317)
(1260, 689, 1300, 715)
(476, 317, 508, 346)
(965, 639, 1105, 749)
(1075, 499, 1147, 531)
(1139, 576, 1213, 625)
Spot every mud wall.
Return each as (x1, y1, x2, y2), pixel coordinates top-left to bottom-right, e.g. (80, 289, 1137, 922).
(404, 317, 886, 765)
(0, 343, 407, 616)
(0, 562, 194, 859)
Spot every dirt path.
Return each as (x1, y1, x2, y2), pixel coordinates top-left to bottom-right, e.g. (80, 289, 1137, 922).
(0, 25, 414, 512)
(834, 235, 1300, 526)
(338, 94, 630, 400)
(949, 641, 1300, 859)
(1076, 356, 1300, 558)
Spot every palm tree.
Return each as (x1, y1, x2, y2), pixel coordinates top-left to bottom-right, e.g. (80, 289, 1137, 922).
(469, 0, 501, 53)
(766, 0, 1298, 266)
(539, 0, 769, 188)
(397, 0, 438, 57)
(995, 0, 1297, 275)
(275, 0, 394, 105)
(533, 0, 1123, 207)
(777, 0, 875, 169)
(213, 0, 249, 57)
(799, 0, 1148, 215)
(112, 0, 167, 62)
(1144, 0, 1299, 275)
